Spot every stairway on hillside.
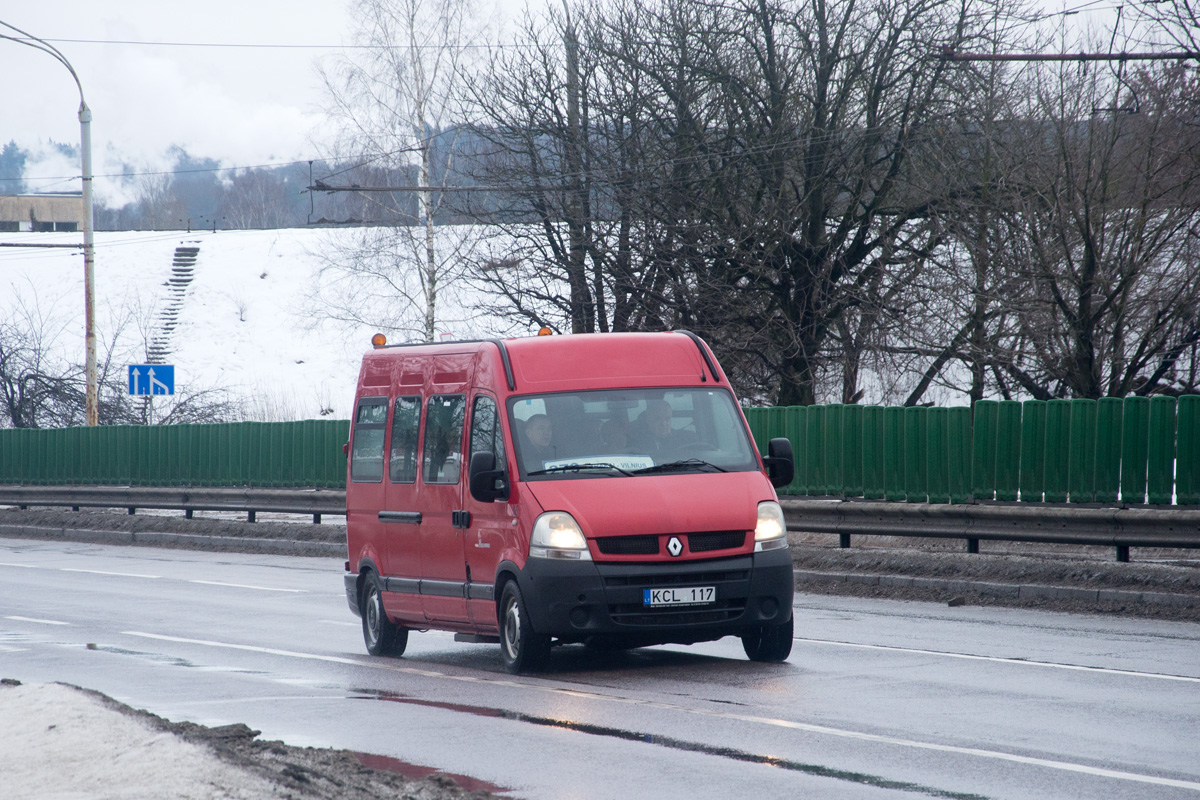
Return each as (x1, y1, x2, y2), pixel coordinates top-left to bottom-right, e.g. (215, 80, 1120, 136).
(146, 245, 199, 364)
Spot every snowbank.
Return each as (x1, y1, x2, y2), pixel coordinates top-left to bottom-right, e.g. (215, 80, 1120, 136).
(0, 681, 287, 800)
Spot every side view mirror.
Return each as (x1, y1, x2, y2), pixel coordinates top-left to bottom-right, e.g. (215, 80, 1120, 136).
(763, 437, 794, 489)
(469, 451, 510, 503)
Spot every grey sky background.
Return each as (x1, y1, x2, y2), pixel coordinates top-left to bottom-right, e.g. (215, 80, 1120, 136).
(1, 0, 1122, 206)
(2, 3, 357, 191)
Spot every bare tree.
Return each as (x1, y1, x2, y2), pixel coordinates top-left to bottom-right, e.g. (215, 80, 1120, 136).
(465, 0, 1021, 404)
(134, 171, 189, 231)
(991, 62, 1200, 398)
(0, 292, 81, 427)
(315, 0, 485, 342)
(309, 224, 485, 341)
(217, 169, 298, 229)
(1132, 0, 1200, 53)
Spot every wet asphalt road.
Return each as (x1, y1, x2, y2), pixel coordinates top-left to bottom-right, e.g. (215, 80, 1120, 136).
(2, 538, 1198, 800)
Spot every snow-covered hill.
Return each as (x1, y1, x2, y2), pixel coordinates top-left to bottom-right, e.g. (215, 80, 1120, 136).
(0, 228, 503, 421)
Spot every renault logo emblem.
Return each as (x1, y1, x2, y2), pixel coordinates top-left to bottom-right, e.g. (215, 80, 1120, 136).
(667, 536, 683, 557)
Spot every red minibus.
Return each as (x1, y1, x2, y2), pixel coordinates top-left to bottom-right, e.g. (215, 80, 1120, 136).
(344, 331, 795, 672)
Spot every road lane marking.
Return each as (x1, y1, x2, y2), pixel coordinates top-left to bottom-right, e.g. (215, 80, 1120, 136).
(61, 568, 161, 579)
(123, 631, 363, 665)
(319, 620, 359, 627)
(5, 615, 70, 626)
(187, 580, 305, 593)
(2, 561, 300, 593)
(119, 630, 1200, 793)
(795, 636, 1200, 684)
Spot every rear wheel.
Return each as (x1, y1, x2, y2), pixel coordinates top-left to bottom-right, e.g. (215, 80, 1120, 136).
(499, 581, 550, 673)
(362, 574, 408, 657)
(742, 614, 793, 662)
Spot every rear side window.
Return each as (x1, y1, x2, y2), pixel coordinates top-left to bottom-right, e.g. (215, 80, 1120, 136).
(423, 395, 465, 484)
(351, 397, 388, 482)
(469, 395, 505, 468)
(389, 396, 421, 483)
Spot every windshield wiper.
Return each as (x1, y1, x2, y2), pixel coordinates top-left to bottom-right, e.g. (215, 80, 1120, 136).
(526, 462, 634, 477)
(632, 458, 727, 475)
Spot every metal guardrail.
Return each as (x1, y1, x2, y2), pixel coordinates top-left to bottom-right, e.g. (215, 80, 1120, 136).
(781, 498, 1200, 561)
(4, 487, 1199, 562)
(0, 486, 346, 524)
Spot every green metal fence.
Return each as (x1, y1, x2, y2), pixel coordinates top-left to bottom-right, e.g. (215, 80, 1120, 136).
(4, 397, 1197, 503)
(746, 395, 1200, 505)
(0, 420, 350, 489)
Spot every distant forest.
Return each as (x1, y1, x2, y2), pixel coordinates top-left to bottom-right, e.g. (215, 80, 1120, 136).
(0, 136, 489, 231)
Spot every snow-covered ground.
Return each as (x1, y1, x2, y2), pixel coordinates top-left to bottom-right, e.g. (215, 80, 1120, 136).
(0, 681, 287, 800)
(0, 228, 509, 421)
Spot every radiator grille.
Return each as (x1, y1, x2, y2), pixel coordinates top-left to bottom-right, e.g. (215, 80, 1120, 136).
(688, 530, 747, 552)
(595, 535, 659, 555)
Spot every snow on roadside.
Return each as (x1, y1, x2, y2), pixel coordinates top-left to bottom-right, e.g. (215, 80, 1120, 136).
(0, 681, 288, 800)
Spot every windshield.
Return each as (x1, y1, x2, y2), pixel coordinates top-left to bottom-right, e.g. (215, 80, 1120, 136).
(508, 388, 759, 480)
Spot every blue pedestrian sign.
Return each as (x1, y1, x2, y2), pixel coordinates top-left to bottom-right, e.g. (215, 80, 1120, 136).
(128, 365, 174, 396)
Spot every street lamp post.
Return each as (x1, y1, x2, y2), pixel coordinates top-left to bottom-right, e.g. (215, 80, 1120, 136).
(1, 20, 98, 426)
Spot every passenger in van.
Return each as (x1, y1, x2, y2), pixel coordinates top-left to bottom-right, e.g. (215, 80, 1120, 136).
(521, 414, 556, 469)
(599, 416, 631, 451)
(633, 399, 690, 457)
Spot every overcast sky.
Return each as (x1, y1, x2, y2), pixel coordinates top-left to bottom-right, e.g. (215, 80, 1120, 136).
(1, 0, 1117, 206)
(0, 1, 523, 203)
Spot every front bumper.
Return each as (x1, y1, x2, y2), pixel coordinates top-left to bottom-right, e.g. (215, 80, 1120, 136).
(517, 546, 793, 644)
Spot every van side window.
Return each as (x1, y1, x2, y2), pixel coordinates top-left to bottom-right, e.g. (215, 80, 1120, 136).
(351, 397, 388, 483)
(389, 396, 421, 483)
(422, 394, 465, 484)
(470, 395, 505, 468)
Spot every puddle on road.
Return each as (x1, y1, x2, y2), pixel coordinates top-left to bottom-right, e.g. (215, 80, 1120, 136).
(352, 751, 509, 795)
(349, 688, 986, 800)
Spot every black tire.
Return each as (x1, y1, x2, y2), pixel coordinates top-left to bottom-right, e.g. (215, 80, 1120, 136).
(742, 613, 793, 662)
(499, 580, 550, 673)
(361, 573, 408, 657)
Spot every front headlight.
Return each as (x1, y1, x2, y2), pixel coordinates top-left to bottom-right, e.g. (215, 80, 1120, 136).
(754, 501, 788, 552)
(530, 512, 593, 560)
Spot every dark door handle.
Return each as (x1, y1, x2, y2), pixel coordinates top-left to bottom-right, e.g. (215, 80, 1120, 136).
(379, 511, 422, 524)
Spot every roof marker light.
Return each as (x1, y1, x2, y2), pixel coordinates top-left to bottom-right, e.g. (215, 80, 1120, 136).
(537, 327, 553, 336)
(371, 333, 387, 348)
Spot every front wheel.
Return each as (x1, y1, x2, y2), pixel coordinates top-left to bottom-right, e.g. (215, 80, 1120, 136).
(742, 614, 793, 662)
(361, 574, 408, 657)
(499, 581, 550, 674)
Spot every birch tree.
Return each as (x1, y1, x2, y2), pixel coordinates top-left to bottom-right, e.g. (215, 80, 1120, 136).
(315, 0, 484, 342)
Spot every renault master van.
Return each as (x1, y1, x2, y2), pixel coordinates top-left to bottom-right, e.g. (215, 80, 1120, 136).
(343, 331, 795, 673)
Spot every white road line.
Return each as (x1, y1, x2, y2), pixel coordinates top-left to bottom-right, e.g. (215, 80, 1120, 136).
(0, 645, 28, 652)
(188, 580, 305, 593)
(5, 615, 70, 626)
(120, 630, 1200, 793)
(795, 636, 1200, 684)
(0, 562, 39, 568)
(2, 561, 300, 593)
(123, 631, 362, 665)
(318, 620, 359, 627)
(61, 568, 161, 579)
